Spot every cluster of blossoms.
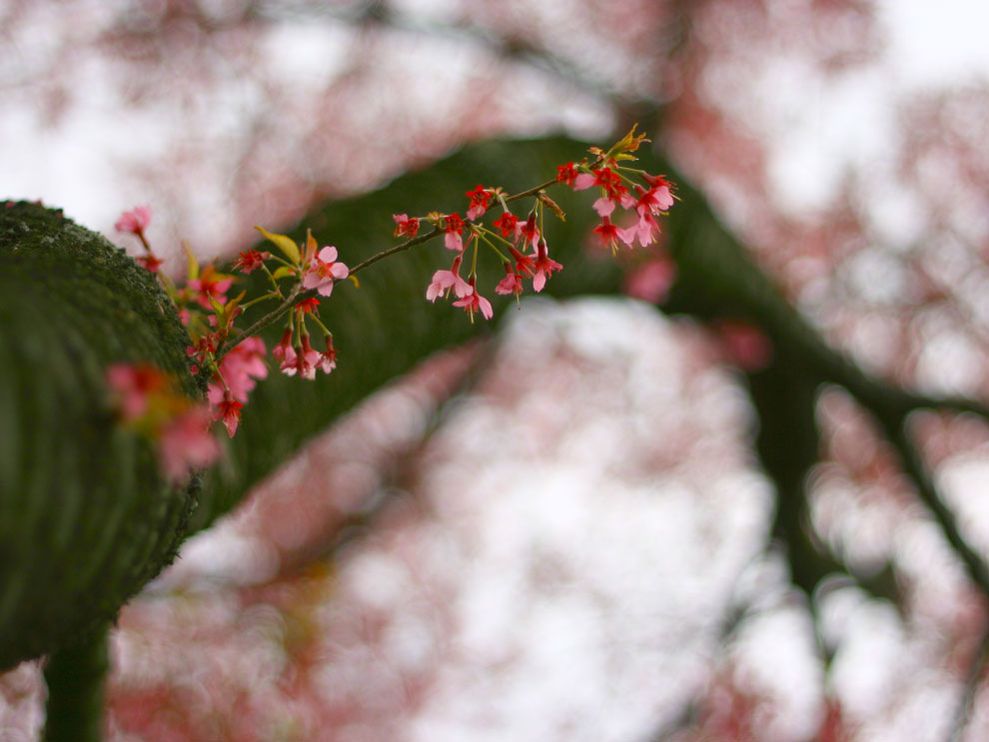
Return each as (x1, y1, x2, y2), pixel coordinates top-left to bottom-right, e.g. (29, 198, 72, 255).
(108, 126, 676, 483)
(105, 363, 219, 484)
(393, 125, 676, 322)
(110, 212, 353, 481)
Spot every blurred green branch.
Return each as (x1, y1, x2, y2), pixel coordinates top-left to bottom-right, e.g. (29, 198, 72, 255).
(42, 625, 109, 742)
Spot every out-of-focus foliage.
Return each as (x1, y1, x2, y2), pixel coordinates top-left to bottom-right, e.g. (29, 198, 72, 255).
(6, 0, 989, 740)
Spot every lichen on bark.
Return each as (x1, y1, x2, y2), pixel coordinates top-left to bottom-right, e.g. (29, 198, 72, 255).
(0, 201, 200, 670)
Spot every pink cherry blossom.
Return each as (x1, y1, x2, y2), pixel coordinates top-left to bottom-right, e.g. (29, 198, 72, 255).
(277, 344, 296, 374)
(452, 277, 493, 321)
(209, 391, 243, 438)
(618, 211, 660, 248)
(637, 184, 674, 215)
(493, 211, 519, 238)
(272, 329, 293, 363)
(295, 297, 320, 315)
(426, 255, 472, 302)
(573, 173, 596, 190)
(518, 213, 540, 249)
(593, 216, 621, 253)
(392, 213, 420, 238)
(444, 232, 463, 251)
(107, 362, 220, 481)
(495, 263, 524, 298)
(318, 336, 337, 375)
(531, 240, 563, 292)
(556, 162, 579, 186)
(593, 196, 616, 217)
(443, 213, 465, 251)
(280, 335, 320, 380)
(135, 253, 163, 273)
(233, 250, 270, 274)
(509, 246, 536, 277)
(302, 246, 349, 297)
(643, 174, 676, 211)
(209, 337, 267, 405)
(465, 185, 491, 221)
(115, 205, 151, 235)
(624, 257, 676, 304)
(158, 406, 221, 484)
(187, 266, 234, 309)
(106, 363, 167, 421)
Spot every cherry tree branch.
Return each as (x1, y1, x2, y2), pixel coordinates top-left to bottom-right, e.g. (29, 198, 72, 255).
(217, 153, 609, 360)
(346, 227, 443, 275)
(42, 626, 109, 742)
(882, 416, 989, 598)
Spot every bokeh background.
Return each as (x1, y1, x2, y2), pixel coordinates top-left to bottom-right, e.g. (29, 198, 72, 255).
(4, 1, 989, 739)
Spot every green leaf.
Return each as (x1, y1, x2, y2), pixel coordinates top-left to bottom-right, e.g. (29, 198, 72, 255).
(271, 265, 295, 281)
(255, 225, 301, 265)
(183, 240, 199, 280)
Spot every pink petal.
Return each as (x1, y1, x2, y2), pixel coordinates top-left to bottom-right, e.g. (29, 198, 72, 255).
(330, 262, 349, 279)
(133, 205, 152, 228)
(573, 173, 595, 190)
(636, 219, 657, 246)
(593, 197, 615, 217)
(241, 337, 266, 354)
(617, 226, 638, 247)
(207, 382, 224, 405)
(624, 259, 675, 304)
(478, 295, 494, 320)
(444, 232, 464, 252)
(158, 408, 219, 484)
(532, 271, 547, 292)
(318, 245, 338, 262)
(655, 187, 674, 211)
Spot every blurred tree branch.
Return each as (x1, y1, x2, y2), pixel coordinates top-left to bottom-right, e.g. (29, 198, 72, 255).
(197, 133, 989, 737)
(42, 625, 108, 742)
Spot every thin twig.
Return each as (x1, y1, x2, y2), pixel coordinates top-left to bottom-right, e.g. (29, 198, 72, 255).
(504, 177, 560, 204)
(882, 415, 989, 599)
(347, 227, 442, 275)
(217, 153, 608, 359)
(218, 229, 441, 355)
